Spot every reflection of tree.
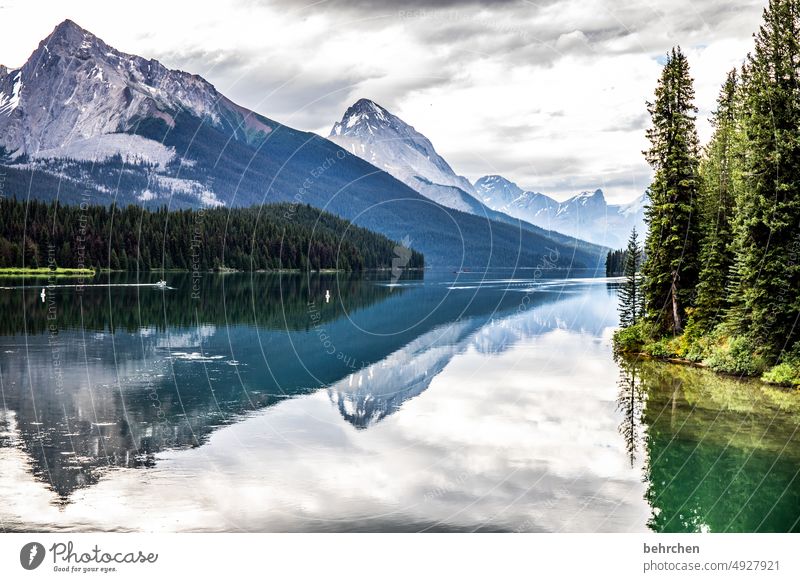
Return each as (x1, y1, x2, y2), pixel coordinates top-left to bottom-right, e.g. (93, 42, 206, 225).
(0, 271, 420, 335)
(631, 358, 800, 532)
(605, 280, 622, 297)
(615, 355, 645, 467)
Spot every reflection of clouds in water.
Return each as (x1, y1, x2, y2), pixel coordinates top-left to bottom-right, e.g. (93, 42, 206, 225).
(156, 325, 217, 349)
(169, 352, 225, 362)
(0, 313, 649, 532)
(0, 409, 20, 447)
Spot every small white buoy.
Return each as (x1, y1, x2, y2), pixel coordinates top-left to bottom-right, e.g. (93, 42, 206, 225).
(40, 288, 46, 303)
(325, 289, 331, 303)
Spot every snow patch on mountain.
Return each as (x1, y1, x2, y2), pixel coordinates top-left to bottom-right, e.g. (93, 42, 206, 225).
(135, 176, 225, 207)
(32, 134, 176, 167)
(0, 70, 22, 116)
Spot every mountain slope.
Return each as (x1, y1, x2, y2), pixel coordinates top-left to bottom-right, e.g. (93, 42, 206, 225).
(0, 20, 606, 269)
(475, 175, 647, 248)
(0, 20, 270, 158)
(328, 98, 477, 205)
(325, 98, 596, 244)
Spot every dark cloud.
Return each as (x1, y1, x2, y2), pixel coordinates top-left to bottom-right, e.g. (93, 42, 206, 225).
(408, 16, 541, 58)
(248, 0, 526, 10)
(151, 46, 375, 128)
(494, 123, 536, 140)
(606, 112, 649, 132)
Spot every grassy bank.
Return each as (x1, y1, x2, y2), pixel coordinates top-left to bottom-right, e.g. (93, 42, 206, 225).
(613, 322, 800, 388)
(0, 267, 95, 277)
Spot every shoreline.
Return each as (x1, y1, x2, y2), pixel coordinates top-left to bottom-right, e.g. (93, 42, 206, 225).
(614, 328, 800, 389)
(0, 266, 429, 276)
(0, 267, 95, 277)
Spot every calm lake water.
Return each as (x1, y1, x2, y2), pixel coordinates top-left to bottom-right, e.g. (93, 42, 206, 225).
(1, 271, 798, 532)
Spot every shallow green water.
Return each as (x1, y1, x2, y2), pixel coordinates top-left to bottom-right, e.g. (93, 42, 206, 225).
(0, 271, 797, 532)
(623, 359, 800, 533)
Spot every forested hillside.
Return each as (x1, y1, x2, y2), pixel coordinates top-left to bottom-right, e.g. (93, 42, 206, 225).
(0, 199, 424, 272)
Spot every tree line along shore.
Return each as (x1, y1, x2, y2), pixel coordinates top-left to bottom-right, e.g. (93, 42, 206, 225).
(0, 199, 424, 273)
(612, 0, 800, 388)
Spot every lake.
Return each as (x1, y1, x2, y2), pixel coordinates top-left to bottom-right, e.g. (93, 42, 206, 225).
(1, 271, 798, 532)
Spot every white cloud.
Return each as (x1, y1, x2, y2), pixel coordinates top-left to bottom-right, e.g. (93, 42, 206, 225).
(0, 0, 767, 203)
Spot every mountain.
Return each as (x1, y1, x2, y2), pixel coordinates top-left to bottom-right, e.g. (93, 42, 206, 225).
(0, 21, 255, 156)
(327, 98, 483, 213)
(474, 175, 558, 220)
(475, 175, 647, 248)
(0, 20, 606, 269)
(325, 98, 602, 248)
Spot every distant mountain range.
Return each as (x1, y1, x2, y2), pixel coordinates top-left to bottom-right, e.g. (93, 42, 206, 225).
(0, 20, 606, 268)
(475, 176, 647, 248)
(326, 99, 645, 248)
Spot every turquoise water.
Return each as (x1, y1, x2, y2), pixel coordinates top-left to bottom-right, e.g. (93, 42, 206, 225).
(0, 271, 797, 532)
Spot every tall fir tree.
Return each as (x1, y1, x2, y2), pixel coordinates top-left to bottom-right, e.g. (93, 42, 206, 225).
(642, 47, 703, 335)
(728, 0, 800, 360)
(619, 227, 643, 328)
(692, 70, 741, 331)
(606, 248, 627, 276)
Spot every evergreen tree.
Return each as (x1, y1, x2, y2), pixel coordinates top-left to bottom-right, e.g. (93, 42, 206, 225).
(0, 199, 424, 273)
(727, 0, 800, 360)
(606, 249, 627, 277)
(110, 249, 121, 271)
(693, 70, 740, 331)
(619, 227, 643, 327)
(642, 47, 703, 335)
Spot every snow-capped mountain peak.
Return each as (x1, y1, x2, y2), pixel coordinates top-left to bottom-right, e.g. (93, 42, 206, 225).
(576, 189, 605, 202)
(0, 19, 282, 207)
(558, 189, 607, 215)
(46, 18, 100, 52)
(475, 175, 647, 247)
(331, 98, 391, 136)
(474, 175, 557, 218)
(474, 175, 524, 202)
(0, 19, 277, 160)
(327, 98, 479, 208)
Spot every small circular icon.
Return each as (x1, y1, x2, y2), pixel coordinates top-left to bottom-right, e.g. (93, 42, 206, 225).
(20, 542, 46, 570)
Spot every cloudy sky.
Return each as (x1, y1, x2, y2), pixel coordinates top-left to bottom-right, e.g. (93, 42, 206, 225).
(0, 0, 765, 203)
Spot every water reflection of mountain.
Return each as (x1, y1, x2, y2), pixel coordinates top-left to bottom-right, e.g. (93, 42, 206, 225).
(328, 284, 615, 429)
(328, 318, 486, 429)
(623, 358, 800, 533)
(1, 272, 604, 501)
